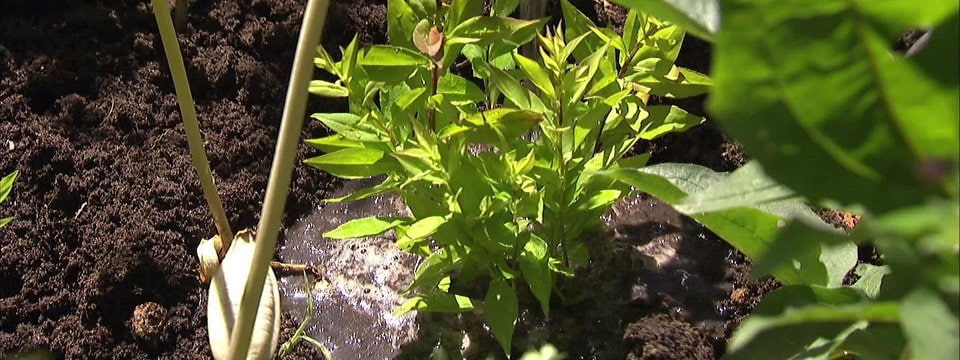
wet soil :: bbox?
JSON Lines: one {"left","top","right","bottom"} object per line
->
{"left": 1, "top": 1, "right": 764, "bottom": 359}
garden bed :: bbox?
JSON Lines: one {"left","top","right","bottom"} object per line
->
{"left": 2, "top": 1, "right": 772, "bottom": 359}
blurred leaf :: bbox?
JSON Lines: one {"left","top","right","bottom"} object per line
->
{"left": 726, "top": 285, "right": 897, "bottom": 360}
{"left": 491, "top": 0, "right": 520, "bottom": 16}
{"left": 851, "top": 264, "right": 890, "bottom": 299}
{"left": 708, "top": 0, "right": 959, "bottom": 213}
{"left": 901, "top": 287, "right": 960, "bottom": 360}
{"left": 611, "top": 0, "right": 719, "bottom": 41}
{"left": 324, "top": 217, "right": 406, "bottom": 239}
{"left": 753, "top": 221, "right": 857, "bottom": 287}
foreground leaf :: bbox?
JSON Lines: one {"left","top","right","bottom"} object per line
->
{"left": 708, "top": 0, "right": 959, "bottom": 212}
{"left": 611, "top": 0, "right": 719, "bottom": 41}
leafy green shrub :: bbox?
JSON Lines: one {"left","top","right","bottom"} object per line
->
{"left": 608, "top": 1, "right": 959, "bottom": 359}
{"left": 0, "top": 170, "right": 17, "bottom": 228}
{"left": 305, "top": 0, "right": 709, "bottom": 353}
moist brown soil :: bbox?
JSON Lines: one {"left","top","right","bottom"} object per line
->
{"left": 2, "top": 1, "right": 766, "bottom": 359}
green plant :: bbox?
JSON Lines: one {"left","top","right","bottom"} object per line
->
{"left": 305, "top": 0, "right": 709, "bottom": 354}
{"left": 606, "top": 0, "right": 959, "bottom": 359}
{"left": 0, "top": 170, "right": 17, "bottom": 228}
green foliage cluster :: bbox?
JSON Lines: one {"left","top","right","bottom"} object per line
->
{"left": 305, "top": 0, "right": 709, "bottom": 354}
{"left": 608, "top": 0, "right": 959, "bottom": 359}
{"left": 0, "top": 171, "right": 17, "bottom": 228}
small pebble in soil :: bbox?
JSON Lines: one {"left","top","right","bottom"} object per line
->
{"left": 131, "top": 302, "right": 167, "bottom": 348}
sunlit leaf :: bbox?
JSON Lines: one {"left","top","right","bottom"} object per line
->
{"left": 323, "top": 217, "right": 407, "bottom": 239}
{"left": 305, "top": 148, "right": 401, "bottom": 179}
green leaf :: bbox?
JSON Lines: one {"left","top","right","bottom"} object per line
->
{"left": 438, "top": 108, "right": 543, "bottom": 145}
{"left": 310, "top": 113, "right": 382, "bottom": 142}
{"left": 304, "top": 148, "right": 401, "bottom": 179}
{"left": 559, "top": 0, "right": 604, "bottom": 58}
{"left": 487, "top": 65, "right": 532, "bottom": 109}
{"left": 396, "top": 293, "right": 477, "bottom": 315}
{"left": 307, "top": 80, "right": 349, "bottom": 97}
{"left": 707, "top": 0, "right": 958, "bottom": 212}
{"left": 674, "top": 161, "right": 798, "bottom": 214}
{"left": 491, "top": 0, "right": 520, "bottom": 16}
{"left": 637, "top": 105, "right": 705, "bottom": 140}
{"left": 628, "top": 60, "right": 712, "bottom": 98}
{"left": 753, "top": 221, "right": 857, "bottom": 287}
{"left": 404, "top": 215, "right": 447, "bottom": 241}
{"left": 445, "top": 0, "right": 484, "bottom": 31}
{"left": 851, "top": 264, "right": 890, "bottom": 299}
{"left": 0, "top": 170, "right": 17, "bottom": 204}
{"left": 0, "top": 217, "right": 11, "bottom": 228}
{"left": 610, "top": 0, "right": 719, "bottom": 41}
{"left": 359, "top": 45, "right": 430, "bottom": 82}
{"left": 901, "top": 287, "right": 960, "bottom": 360}
{"left": 519, "top": 234, "right": 552, "bottom": 316}
{"left": 484, "top": 277, "right": 518, "bottom": 355}
{"left": 304, "top": 135, "right": 366, "bottom": 153}
{"left": 326, "top": 177, "right": 399, "bottom": 203}
{"left": 323, "top": 217, "right": 406, "bottom": 239}
{"left": 514, "top": 53, "right": 556, "bottom": 100}
{"left": 726, "top": 285, "right": 896, "bottom": 360}
{"left": 387, "top": 0, "right": 418, "bottom": 49}
{"left": 447, "top": 16, "right": 546, "bottom": 56}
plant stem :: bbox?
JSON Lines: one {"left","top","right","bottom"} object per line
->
{"left": 151, "top": 0, "right": 233, "bottom": 250}
{"left": 225, "top": 1, "right": 330, "bottom": 359}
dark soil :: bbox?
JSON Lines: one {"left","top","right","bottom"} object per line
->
{"left": 1, "top": 1, "right": 765, "bottom": 359}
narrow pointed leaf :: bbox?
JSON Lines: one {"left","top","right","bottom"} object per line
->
{"left": 323, "top": 217, "right": 406, "bottom": 239}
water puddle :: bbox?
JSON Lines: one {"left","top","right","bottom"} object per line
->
{"left": 278, "top": 181, "right": 735, "bottom": 358}
{"left": 278, "top": 177, "right": 418, "bottom": 359}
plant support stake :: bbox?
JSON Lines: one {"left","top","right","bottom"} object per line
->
{"left": 226, "top": 0, "right": 330, "bottom": 359}
{"left": 151, "top": 0, "right": 233, "bottom": 247}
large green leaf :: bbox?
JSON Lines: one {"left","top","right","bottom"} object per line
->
{"left": 708, "top": 0, "right": 959, "bottom": 213}
{"left": 726, "top": 285, "right": 899, "bottom": 360}
{"left": 601, "top": 163, "right": 857, "bottom": 285}
{"left": 674, "top": 161, "right": 797, "bottom": 214}
{"left": 304, "top": 148, "right": 401, "bottom": 179}
{"left": 484, "top": 277, "right": 518, "bottom": 355}
{"left": 901, "top": 287, "right": 960, "bottom": 360}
